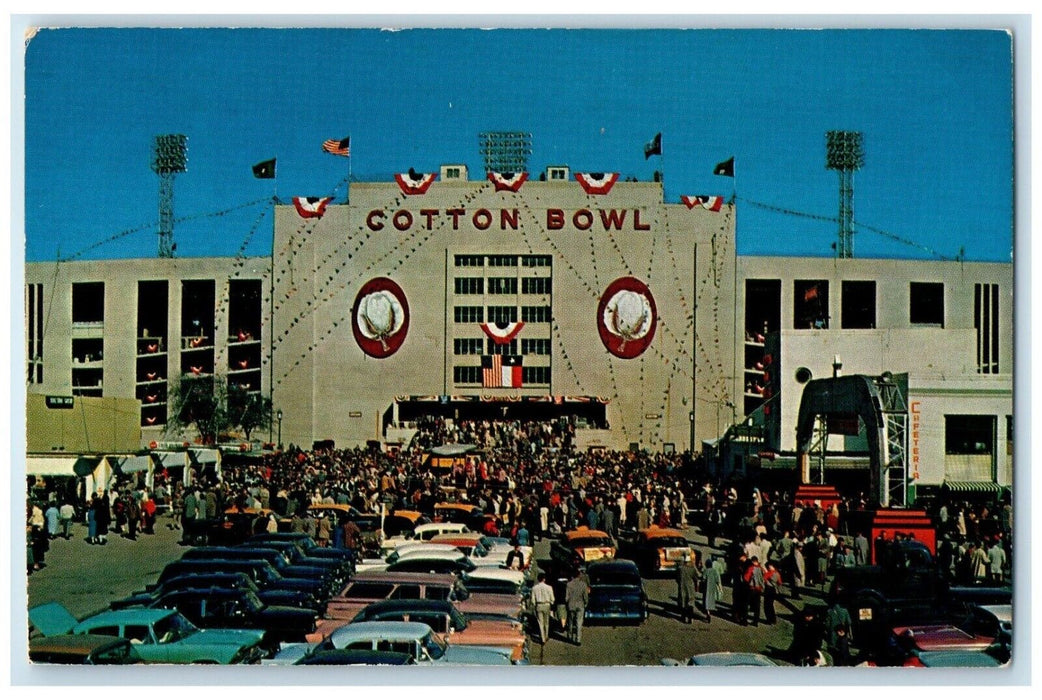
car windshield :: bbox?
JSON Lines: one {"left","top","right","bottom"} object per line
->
{"left": 421, "top": 631, "right": 447, "bottom": 661}
{"left": 590, "top": 568, "right": 641, "bottom": 586}
{"left": 153, "top": 612, "right": 198, "bottom": 643}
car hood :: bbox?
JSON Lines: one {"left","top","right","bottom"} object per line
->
{"left": 893, "top": 625, "right": 993, "bottom": 652}
{"left": 190, "top": 627, "right": 266, "bottom": 647}
{"left": 440, "top": 644, "right": 513, "bottom": 665}
{"left": 29, "top": 602, "right": 79, "bottom": 637}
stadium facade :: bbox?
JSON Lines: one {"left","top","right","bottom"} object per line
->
{"left": 24, "top": 162, "right": 1013, "bottom": 495}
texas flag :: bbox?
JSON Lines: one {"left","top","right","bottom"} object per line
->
{"left": 482, "top": 355, "right": 523, "bottom": 388}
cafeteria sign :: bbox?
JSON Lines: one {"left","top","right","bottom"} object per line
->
{"left": 46, "top": 395, "right": 74, "bottom": 409}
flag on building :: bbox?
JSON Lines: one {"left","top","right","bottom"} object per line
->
{"left": 644, "top": 132, "right": 662, "bottom": 159}
{"left": 322, "top": 137, "right": 351, "bottom": 157}
{"left": 713, "top": 156, "right": 735, "bottom": 177}
{"left": 252, "top": 158, "right": 276, "bottom": 179}
{"left": 292, "top": 196, "right": 334, "bottom": 219}
{"left": 575, "top": 172, "right": 620, "bottom": 195}
{"left": 681, "top": 195, "right": 724, "bottom": 211}
{"left": 479, "top": 320, "right": 525, "bottom": 345}
{"left": 482, "top": 354, "right": 523, "bottom": 388}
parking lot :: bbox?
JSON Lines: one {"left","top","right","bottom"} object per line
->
{"left": 26, "top": 511, "right": 825, "bottom": 667}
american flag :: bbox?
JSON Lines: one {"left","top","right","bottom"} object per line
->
{"left": 322, "top": 136, "right": 351, "bottom": 157}
{"left": 482, "top": 355, "right": 523, "bottom": 389}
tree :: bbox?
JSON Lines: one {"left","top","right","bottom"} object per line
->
{"left": 167, "top": 375, "right": 229, "bottom": 445}
{"left": 228, "top": 384, "right": 272, "bottom": 441}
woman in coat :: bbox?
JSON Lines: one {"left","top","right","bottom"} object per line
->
{"left": 676, "top": 559, "right": 698, "bottom": 623}
{"left": 702, "top": 556, "right": 724, "bottom": 623}
{"left": 93, "top": 491, "right": 111, "bottom": 545}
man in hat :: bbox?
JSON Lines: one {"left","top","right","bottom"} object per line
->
{"left": 791, "top": 540, "right": 806, "bottom": 600}
{"left": 565, "top": 567, "right": 590, "bottom": 645}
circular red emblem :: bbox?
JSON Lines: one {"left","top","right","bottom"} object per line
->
{"left": 596, "top": 277, "right": 657, "bottom": 359}
{"left": 351, "top": 277, "right": 410, "bottom": 358}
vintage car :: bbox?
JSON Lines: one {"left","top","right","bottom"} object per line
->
{"left": 460, "top": 568, "right": 529, "bottom": 597}
{"left": 347, "top": 599, "right": 528, "bottom": 662}
{"left": 29, "top": 603, "right": 267, "bottom": 665}
{"left": 270, "top": 621, "right": 519, "bottom": 666}
{"left": 293, "top": 649, "right": 416, "bottom": 665}
{"left": 381, "top": 509, "right": 432, "bottom": 539}
{"left": 305, "top": 504, "right": 383, "bottom": 557}
{"left": 662, "top": 652, "right": 784, "bottom": 666}
{"left": 890, "top": 604, "right": 1012, "bottom": 664}
{"left": 584, "top": 559, "right": 648, "bottom": 624}
{"left": 115, "top": 572, "right": 320, "bottom": 613}
{"left": 146, "top": 587, "right": 319, "bottom": 645}
{"left": 550, "top": 527, "right": 617, "bottom": 572}
{"left": 356, "top": 543, "right": 464, "bottom": 573}
{"left": 245, "top": 532, "right": 355, "bottom": 565}
{"left": 315, "top": 571, "right": 524, "bottom": 635}
{"left": 380, "top": 521, "right": 471, "bottom": 554}
{"left": 384, "top": 550, "right": 481, "bottom": 576}
{"left": 481, "top": 536, "right": 535, "bottom": 568}
{"left": 155, "top": 558, "right": 330, "bottom": 607}
{"left": 237, "top": 538, "right": 354, "bottom": 577}
{"left": 433, "top": 502, "right": 483, "bottom": 524}
{"left": 904, "top": 650, "right": 1005, "bottom": 667}
{"left": 29, "top": 634, "right": 139, "bottom": 665}
{"left": 180, "top": 546, "right": 342, "bottom": 593}
{"left": 624, "top": 526, "right": 697, "bottom": 575}
{"left": 181, "top": 507, "right": 273, "bottom": 547}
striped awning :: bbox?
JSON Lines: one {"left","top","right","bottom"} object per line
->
{"left": 942, "top": 480, "right": 1003, "bottom": 494}
{"left": 109, "top": 455, "right": 152, "bottom": 475}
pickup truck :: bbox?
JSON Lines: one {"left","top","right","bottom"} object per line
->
{"left": 829, "top": 540, "right": 1011, "bottom": 647}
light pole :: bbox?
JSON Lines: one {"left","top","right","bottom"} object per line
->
{"left": 276, "top": 409, "right": 283, "bottom": 450}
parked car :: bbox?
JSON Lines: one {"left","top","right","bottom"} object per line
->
{"left": 155, "top": 558, "right": 330, "bottom": 607}
{"left": 181, "top": 507, "right": 272, "bottom": 547}
{"left": 384, "top": 550, "right": 481, "bottom": 576}
{"left": 246, "top": 533, "right": 355, "bottom": 565}
{"left": 380, "top": 521, "right": 470, "bottom": 555}
{"left": 29, "top": 603, "right": 267, "bottom": 665}
{"left": 550, "top": 527, "right": 616, "bottom": 573}
{"left": 622, "top": 526, "right": 697, "bottom": 575}
{"left": 662, "top": 652, "right": 784, "bottom": 666}
{"left": 180, "top": 546, "right": 341, "bottom": 593}
{"left": 146, "top": 587, "right": 319, "bottom": 645}
{"left": 433, "top": 502, "right": 482, "bottom": 524}
{"left": 584, "top": 559, "right": 648, "bottom": 624}
{"left": 348, "top": 599, "right": 528, "bottom": 662}
{"left": 268, "top": 621, "right": 518, "bottom": 666}
{"left": 460, "top": 568, "right": 529, "bottom": 597}
{"left": 293, "top": 649, "right": 416, "bottom": 666}
{"left": 381, "top": 509, "right": 431, "bottom": 539}
{"left": 114, "top": 572, "right": 320, "bottom": 613}
{"left": 306, "top": 504, "right": 383, "bottom": 557}
{"left": 890, "top": 604, "right": 1012, "bottom": 664}
{"left": 356, "top": 543, "right": 464, "bottom": 573}
{"left": 29, "top": 634, "right": 139, "bottom": 665}
{"left": 234, "top": 540, "right": 352, "bottom": 584}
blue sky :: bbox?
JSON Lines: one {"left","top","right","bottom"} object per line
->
{"left": 23, "top": 27, "right": 1013, "bottom": 263}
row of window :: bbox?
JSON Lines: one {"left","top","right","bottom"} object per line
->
{"left": 452, "top": 338, "right": 552, "bottom": 356}
{"left": 453, "top": 365, "right": 551, "bottom": 384}
{"left": 454, "top": 254, "right": 552, "bottom": 268}
{"left": 452, "top": 306, "right": 552, "bottom": 324}
{"left": 453, "top": 277, "right": 552, "bottom": 295}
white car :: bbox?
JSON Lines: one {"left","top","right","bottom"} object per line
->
{"left": 380, "top": 522, "right": 470, "bottom": 555}
{"left": 355, "top": 543, "right": 463, "bottom": 573}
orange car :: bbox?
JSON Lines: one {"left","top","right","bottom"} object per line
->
{"left": 550, "top": 526, "right": 616, "bottom": 571}
{"left": 629, "top": 526, "right": 697, "bottom": 574}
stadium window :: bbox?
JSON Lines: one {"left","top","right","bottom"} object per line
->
{"left": 521, "top": 306, "right": 552, "bottom": 323}
{"left": 793, "top": 280, "right": 828, "bottom": 329}
{"left": 521, "top": 255, "right": 552, "bottom": 267}
{"left": 487, "top": 255, "right": 518, "bottom": 267}
{"left": 841, "top": 280, "right": 876, "bottom": 329}
{"left": 944, "top": 415, "right": 995, "bottom": 456}
{"left": 974, "top": 283, "right": 999, "bottom": 374}
{"left": 453, "top": 365, "right": 482, "bottom": 384}
{"left": 522, "top": 366, "right": 551, "bottom": 385}
{"left": 454, "top": 277, "right": 484, "bottom": 295}
{"left": 72, "top": 282, "right": 105, "bottom": 324}
{"left": 454, "top": 255, "right": 484, "bottom": 268}
{"left": 487, "top": 277, "right": 518, "bottom": 295}
{"left": 522, "top": 338, "right": 551, "bottom": 355}
{"left": 454, "top": 306, "right": 484, "bottom": 323}
{"left": 522, "top": 277, "right": 552, "bottom": 295}
{"left": 487, "top": 339, "right": 519, "bottom": 355}
{"left": 453, "top": 338, "right": 484, "bottom": 355}
{"left": 487, "top": 306, "right": 518, "bottom": 324}
{"left": 910, "top": 282, "right": 944, "bottom": 327}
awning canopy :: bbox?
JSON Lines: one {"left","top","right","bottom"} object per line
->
{"left": 188, "top": 448, "right": 220, "bottom": 465}
{"left": 26, "top": 455, "right": 102, "bottom": 477}
{"left": 109, "top": 455, "right": 152, "bottom": 475}
{"left": 942, "top": 480, "right": 1003, "bottom": 494}
{"left": 153, "top": 451, "right": 187, "bottom": 468}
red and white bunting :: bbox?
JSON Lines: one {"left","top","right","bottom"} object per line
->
{"left": 487, "top": 171, "right": 529, "bottom": 192}
{"left": 479, "top": 320, "right": 525, "bottom": 345}
{"left": 394, "top": 172, "right": 437, "bottom": 195}
{"left": 575, "top": 172, "right": 620, "bottom": 195}
{"left": 681, "top": 195, "right": 725, "bottom": 212}
{"left": 292, "top": 196, "right": 334, "bottom": 219}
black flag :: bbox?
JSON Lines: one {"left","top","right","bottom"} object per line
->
{"left": 252, "top": 158, "right": 276, "bottom": 179}
{"left": 644, "top": 132, "right": 662, "bottom": 159}
{"left": 713, "top": 156, "right": 735, "bottom": 177}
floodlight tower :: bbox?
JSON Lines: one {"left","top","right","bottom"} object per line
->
{"left": 825, "top": 130, "right": 864, "bottom": 259}
{"left": 479, "top": 131, "right": 532, "bottom": 173}
{"left": 151, "top": 134, "right": 188, "bottom": 258}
